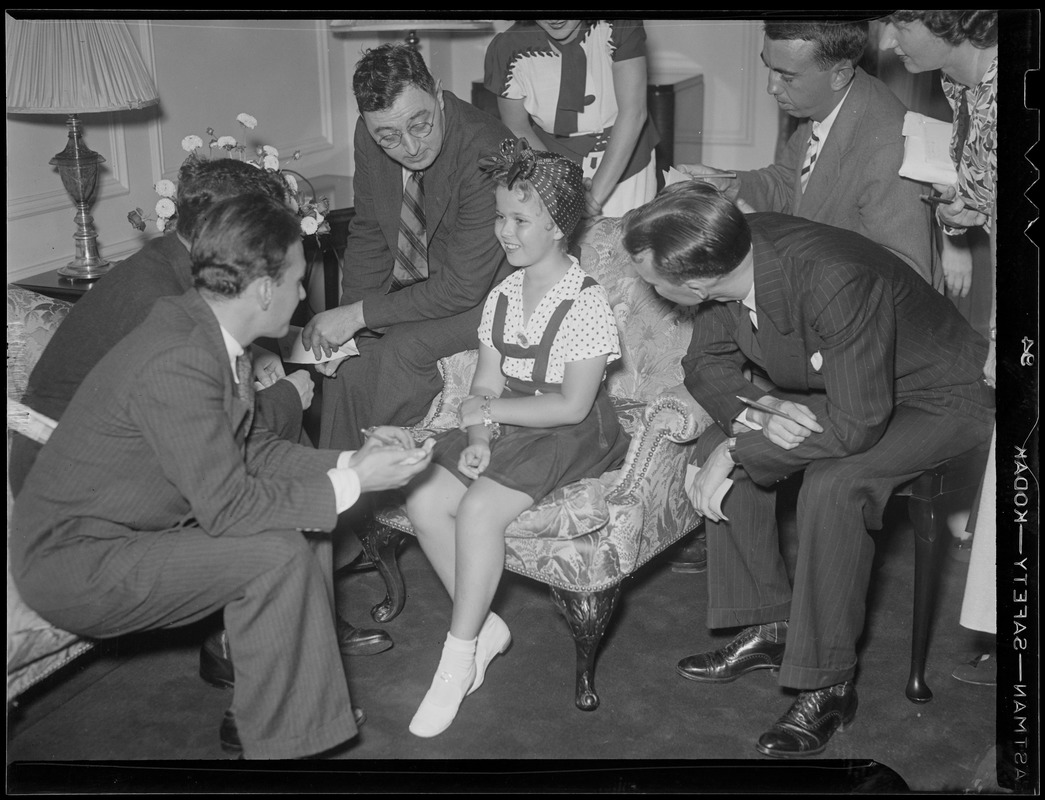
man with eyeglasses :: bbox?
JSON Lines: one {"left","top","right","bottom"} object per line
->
{"left": 301, "top": 43, "right": 513, "bottom": 568}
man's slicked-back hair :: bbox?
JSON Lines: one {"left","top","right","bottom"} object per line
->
{"left": 176, "top": 158, "right": 287, "bottom": 243}
{"left": 763, "top": 20, "right": 869, "bottom": 69}
{"left": 191, "top": 194, "right": 301, "bottom": 298}
{"left": 888, "top": 10, "right": 998, "bottom": 49}
{"left": 353, "top": 43, "right": 437, "bottom": 114}
{"left": 622, "top": 182, "right": 752, "bottom": 282}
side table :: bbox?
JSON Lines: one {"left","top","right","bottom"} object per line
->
{"left": 12, "top": 268, "right": 97, "bottom": 303}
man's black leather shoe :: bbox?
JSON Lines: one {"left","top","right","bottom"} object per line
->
{"left": 676, "top": 623, "right": 786, "bottom": 683}
{"left": 337, "top": 618, "right": 393, "bottom": 657}
{"left": 221, "top": 707, "right": 367, "bottom": 757}
{"left": 669, "top": 531, "right": 707, "bottom": 574}
{"left": 220, "top": 709, "right": 242, "bottom": 755}
{"left": 200, "top": 629, "right": 234, "bottom": 690}
{"left": 203, "top": 617, "right": 393, "bottom": 690}
{"left": 755, "top": 682, "right": 857, "bottom": 758}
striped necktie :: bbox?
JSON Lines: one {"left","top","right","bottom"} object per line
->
{"left": 800, "top": 129, "right": 821, "bottom": 192}
{"left": 737, "top": 304, "right": 763, "bottom": 367}
{"left": 234, "top": 351, "right": 255, "bottom": 432}
{"left": 389, "top": 170, "right": 428, "bottom": 292}
{"left": 235, "top": 352, "right": 254, "bottom": 402}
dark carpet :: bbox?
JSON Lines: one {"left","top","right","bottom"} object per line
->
{"left": 7, "top": 497, "right": 1001, "bottom": 794}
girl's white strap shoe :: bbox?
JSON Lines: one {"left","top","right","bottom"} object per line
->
{"left": 409, "top": 632, "right": 477, "bottom": 738}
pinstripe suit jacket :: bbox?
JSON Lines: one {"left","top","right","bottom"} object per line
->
{"left": 10, "top": 291, "right": 341, "bottom": 609}
{"left": 683, "top": 213, "right": 990, "bottom": 488}
{"left": 735, "top": 68, "right": 935, "bottom": 286}
{"left": 342, "top": 91, "right": 513, "bottom": 329}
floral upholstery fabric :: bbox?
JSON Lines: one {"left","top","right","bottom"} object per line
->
{"left": 7, "top": 285, "right": 91, "bottom": 701}
{"left": 376, "top": 219, "right": 714, "bottom": 593}
{"left": 7, "top": 286, "right": 72, "bottom": 401}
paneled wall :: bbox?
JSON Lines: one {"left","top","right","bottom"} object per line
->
{"left": 7, "top": 17, "right": 780, "bottom": 282}
{"left": 445, "top": 19, "right": 781, "bottom": 173}
{"left": 6, "top": 18, "right": 377, "bottom": 281}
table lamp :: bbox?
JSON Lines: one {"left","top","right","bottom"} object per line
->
{"left": 329, "top": 19, "right": 492, "bottom": 50}
{"left": 6, "top": 18, "right": 160, "bottom": 279}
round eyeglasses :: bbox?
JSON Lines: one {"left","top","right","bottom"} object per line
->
{"left": 376, "top": 121, "right": 435, "bottom": 150}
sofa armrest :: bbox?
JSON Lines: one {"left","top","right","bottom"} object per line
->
{"left": 417, "top": 350, "right": 478, "bottom": 431}
{"left": 647, "top": 383, "right": 714, "bottom": 445}
{"left": 596, "top": 385, "right": 712, "bottom": 571}
{"left": 609, "top": 391, "right": 708, "bottom": 505}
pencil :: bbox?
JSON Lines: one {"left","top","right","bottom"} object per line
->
{"left": 735, "top": 395, "right": 800, "bottom": 423}
{"left": 919, "top": 194, "right": 987, "bottom": 215}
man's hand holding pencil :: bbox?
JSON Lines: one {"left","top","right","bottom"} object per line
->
{"left": 736, "top": 395, "right": 823, "bottom": 451}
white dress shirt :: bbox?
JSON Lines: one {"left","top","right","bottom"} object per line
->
{"left": 219, "top": 325, "right": 361, "bottom": 514}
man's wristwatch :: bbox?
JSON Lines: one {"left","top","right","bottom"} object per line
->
{"left": 726, "top": 436, "right": 739, "bottom": 464}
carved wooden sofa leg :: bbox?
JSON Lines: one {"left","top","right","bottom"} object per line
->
{"left": 550, "top": 584, "right": 622, "bottom": 712}
{"left": 360, "top": 517, "right": 410, "bottom": 623}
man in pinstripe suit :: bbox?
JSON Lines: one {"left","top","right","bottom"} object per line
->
{"left": 622, "top": 182, "right": 993, "bottom": 758}
{"left": 10, "top": 195, "right": 433, "bottom": 759}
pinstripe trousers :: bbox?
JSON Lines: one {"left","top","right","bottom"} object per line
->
{"left": 28, "top": 528, "right": 357, "bottom": 759}
{"left": 695, "top": 385, "right": 994, "bottom": 690}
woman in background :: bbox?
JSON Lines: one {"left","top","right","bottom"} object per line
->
{"left": 484, "top": 19, "right": 658, "bottom": 220}
{"left": 879, "top": 8, "right": 998, "bottom": 689}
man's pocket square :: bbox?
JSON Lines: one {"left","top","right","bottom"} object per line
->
{"left": 810, "top": 351, "right": 823, "bottom": 371}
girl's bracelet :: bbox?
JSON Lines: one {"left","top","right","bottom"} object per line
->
{"left": 481, "top": 395, "right": 502, "bottom": 438}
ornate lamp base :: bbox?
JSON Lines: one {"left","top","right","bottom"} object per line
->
{"left": 52, "top": 114, "right": 111, "bottom": 280}
{"left": 56, "top": 204, "right": 111, "bottom": 279}
{"left": 57, "top": 261, "right": 111, "bottom": 280}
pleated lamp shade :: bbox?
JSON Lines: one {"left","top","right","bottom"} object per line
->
{"left": 7, "top": 17, "right": 159, "bottom": 279}
{"left": 6, "top": 18, "right": 159, "bottom": 114}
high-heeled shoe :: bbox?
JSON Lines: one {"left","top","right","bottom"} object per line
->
{"left": 409, "top": 634, "right": 477, "bottom": 738}
{"left": 468, "top": 613, "right": 512, "bottom": 696}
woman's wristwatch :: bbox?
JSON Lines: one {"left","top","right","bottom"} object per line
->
{"left": 726, "top": 436, "right": 739, "bottom": 465}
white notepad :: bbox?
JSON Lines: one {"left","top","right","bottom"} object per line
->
{"left": 278, "top": 324, "right": 359, "bottom": 364}
{"left": 899, "top": 111, "right": 958, "bottom": 186}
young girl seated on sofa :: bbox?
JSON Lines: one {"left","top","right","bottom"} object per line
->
{"left": 404, "top": 139, "right": 630, "bottom": 737}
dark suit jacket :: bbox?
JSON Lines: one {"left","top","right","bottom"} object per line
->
{"left": 10, "top": 235, "right": 301, "bottom": 495}
{"left": 736, "top": 68, "right": 935, "bottom": 286}
{"left": 683, "top": 213, "right": 990, "bottom": 488}
{"left": 10, "top": 291, "right": 339, "bottom": 611}
{"left": 343, "top": 91, "right": 513, "bottom": 328}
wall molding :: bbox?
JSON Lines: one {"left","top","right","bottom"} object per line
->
{"left": 152, "top": 21, "right": 335, "bottom": 179}
{"left": 6, "top": 117, "right": 131, "bottom": 221}
{"left": 701, "top": 24, "right": 759, "bottom": 147}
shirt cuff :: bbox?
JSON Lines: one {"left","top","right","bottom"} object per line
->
{"left": 328, "top": 450, "right": 361, "bottom": 514}
{"left": 736, "top": 408, "right": 763, "bottom": 431}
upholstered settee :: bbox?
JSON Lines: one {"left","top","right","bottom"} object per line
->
{"left": 362, "top": 217, "right": 715, "bottom": 711}
{"left": 7, "top": 285, "right": 93, "bottom": 702}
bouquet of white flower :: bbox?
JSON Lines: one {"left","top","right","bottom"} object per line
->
{"left": 128, "top": 113, "right": 330, "bottom": 239}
